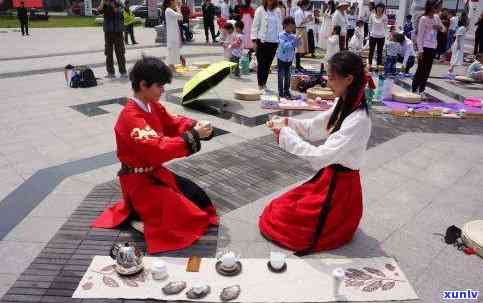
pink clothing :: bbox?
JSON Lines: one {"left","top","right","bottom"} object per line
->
{"left": 416, "top": 15, "right": 442, "bottom": 53}
{"left": 242, "top": 13, "right": 253, "bottom": 49}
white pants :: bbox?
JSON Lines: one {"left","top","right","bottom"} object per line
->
{"left": 167, "top": 47, "right": 180, "bottom": 65}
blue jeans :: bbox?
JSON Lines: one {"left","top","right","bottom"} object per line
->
{"left": 384, "top": 56, "right": 397, "bottom": 76}
{"left": 277, "top": 59, "right": 292, "bottom": 97}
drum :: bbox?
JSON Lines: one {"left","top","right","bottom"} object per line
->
{"left": 392, "top": 91, "right": 422, "bottom": 104}
{"left": 296, "top": 27, "right": 309, "bottom": 54}
{"left": 306, "top": 86, "right": 335, "bottom": 100}
{"left": 234, "top": 88, "right": 263, "bottom": 101}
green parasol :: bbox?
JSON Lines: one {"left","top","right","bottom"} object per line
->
{"left": 181, "top": 61, "right": 237, "bottom": 105}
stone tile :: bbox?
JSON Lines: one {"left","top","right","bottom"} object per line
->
{"left": 218, "top": 217, "right": 265, "bottom": 243}
{"left": 28, "top": 193, "right": 86, "bottom": 218}
{"left": 0, "top": 274, "right": 17, "bottom": 298}
{"left": 0, "top": 241, "right": 46, "bottom": 275}
{"left": 3, "top": 216, "right": 67, "bottom": 243}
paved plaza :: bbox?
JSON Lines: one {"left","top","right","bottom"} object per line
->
{"left": 0, "top": 26, "right": 482, "bottom": 303}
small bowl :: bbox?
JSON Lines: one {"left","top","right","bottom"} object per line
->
{"left": 267, "top": 261, "right": 287, "bottom": 273}
{"left": 216, "top": 261, "right": 242, "bottom": 276}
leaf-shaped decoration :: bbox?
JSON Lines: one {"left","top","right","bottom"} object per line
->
{"left": 120, "top": 277, "right": 138, "bottom": 288}
{"left": 102, "top": 275, "right": 119, "bottom": 288}
{"left": 362, "top": 280, "right": 383, "bottom": 292}
{"left": 345, "top": 269, "right": 372, "bottom": 280}
{"left": 135, "top": 269, "right": 149, "bottom": 283}
{"left": 385, "top": 263, "right": 396, "bottom": 271}
{"left": 363, "top": 267, "right": 386, "bottom": 277}
{"left": 382, "top": 281, "right": 396, "bottom": 291}
{"left": 344, "top": 279, "right": 365, "bottom": 287}
{"left": 82, "top": 282, "right": 93, "bottom": 290}
{"left": 101, "top": 264, "right": 115, "bottom": 272}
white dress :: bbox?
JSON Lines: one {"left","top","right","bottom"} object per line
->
{"left": 165, "top": 7, "right": 183, "bottom": 65}
{"left": 325, "top": 34, "right": 339, "bottom": 62}
{"left": 318, "top": 10, "right": 333, "bottom": 50}
{"left": 450, "top": 26, "right": 466, "bottom": 66}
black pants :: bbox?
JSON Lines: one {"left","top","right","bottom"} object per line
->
{"left": 475, "top": 31, "right": 482, "bottom": 55}
{"left": 307, "top": 29, "right": 315, "bottom": 54}
{"left": 230, "top": 56, "right": 240, "bottom": 76}
{"left": 363, "top": 22, "right": 369, "bottom": 38}
{"left": 277, "top": 59, "right": 292, "bottom": 97}
{"left": 20, "top": 19, "right": 28, "bottom": 35}
{"left": 397, "top": 54, "right": 415, "bottom": 73}
{"left": 174, "top": 174, "right": 212, "bottom": 210}
{"left": 295, "top": 53, "right": 303, "bottom": 69}
{"left": 256, "top": 41, "right": 278, "bottom": 87}
{"left": 346, "top": 28, "right": 355, "bottom": 49}
{"left": 204, "top": 21, "right": 216, "bottom": 43}
{"left": 412, "top": 47, "right": 435, "bottom": 93}
{"left": 105, "top": 32, "right": 126, "bottom": 75}
{"left": 124, "top": 24, "right": 136, "bottom": 44}
{"left": 369, "top": 36, "right": 385, "bottom": 66}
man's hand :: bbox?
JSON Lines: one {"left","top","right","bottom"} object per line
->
{"left": 194, "top": 123, "right": 213, "bottom": 139}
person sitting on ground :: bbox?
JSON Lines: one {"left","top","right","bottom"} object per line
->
{"left": 260, "top": 51, "right": 374, "bottom": 255}
{"left": 466, "top": 52, "right": 483, "bottom": 82}
{"left": 92, "top": 56, "right": 218, "bottom": 254}
{"left": 397, "top": 33, "right": 416, "bottom": 76}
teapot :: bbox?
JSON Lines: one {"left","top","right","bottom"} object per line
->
{"left": 109, "top": 242, "right": 144, "bottom": 275}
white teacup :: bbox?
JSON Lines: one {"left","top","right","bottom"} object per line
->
{"left": 152, "top": 260, "right": 168, "bottom": 281}
{"left": 220, "top": 251, "right": 237, "bottom": 269}
{"left": 271, "top": 116, "right": 285, "bottom": 129}
{"left": 199, "top": 120, "right": 211, "bottom": 129}
{"left": 270, "top": 252, "right": 286, "bottom": 270}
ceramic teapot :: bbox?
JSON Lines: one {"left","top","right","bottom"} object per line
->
{"left": 109, "top": 242, "right": 144, "bottom": 275}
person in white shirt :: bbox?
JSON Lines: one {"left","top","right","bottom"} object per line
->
{"left": 448, "top": 18, "right": 467, "bottom": 78}
{"left": 331, "top": 1, "right": 349, "bottom": 51}
{"left": 349, "top": 19, "right": 364, "bottom": 52}
{"left": 346, "top": 4, "right": 357, "bottom": 49}
{"left": 260, "top": 51, "right": 374, "bottom": 254}
{"left": 294, "top": 0, "right": 312, "bottom": 69}
{"left": 286, "top": 0, "right": 298, "bottom": 17}
{"left": 326, "top": 25, "right": 340, "bottom": 61}
{"left": 220, "top": 0, "right": 230, "bottom": 19}
{"left": 367, "top": 2, "right": 387, "bottom": 69}
{"left": 397, "top": 35, "right": 416, "bottom": 75}
{"left": 251, "top": 0, "right": 283, "bottom": 90}
{"left": 163, "top": 0, "right": 184, "bottom": 72}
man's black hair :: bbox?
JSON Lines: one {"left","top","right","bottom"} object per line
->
{"left": 235, "top": 20, "right": 244, "bottom": 30}
{"left": 283, "top": 16, "right": 296, "bottom": 28}
{"left": 129, "top": 56, "right": 172, "bottom": 92}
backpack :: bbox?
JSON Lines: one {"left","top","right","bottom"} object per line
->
{"left": 68, "top": 66, "right": 97, "bottom": 88}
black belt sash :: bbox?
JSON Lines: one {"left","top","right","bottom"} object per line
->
{"left": 295, "top": 164, "right": 353, "bottom": 257}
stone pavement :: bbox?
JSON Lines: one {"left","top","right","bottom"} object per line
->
{"left": 0, "top": 26, "right": 482, "bottom": 303}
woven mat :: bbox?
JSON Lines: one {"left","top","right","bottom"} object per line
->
{"left": 73, "top": 256, "right": 418, "bottom": 302}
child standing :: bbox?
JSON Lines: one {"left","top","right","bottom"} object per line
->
{"left": 276, "top": 16, "right": 300, "bottom": 98}
{"left": 326, "top": 25, "right": 341, "bottom": 62}
{"left": 447, "top": 18, "right": 467, "bottom": 78}
{"left": 229, "top": 21, "right": 245, "bottom": 77}
{"left": 222, "top": 23, "right": 235, "bottom": 59}
{"left": 384, "top": 32, "right": 403, "bottom": 76}
{"left": 349, "top": 20, "right": 364, "bottom": 52}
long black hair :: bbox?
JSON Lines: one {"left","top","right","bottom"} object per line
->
{"left": 424, "top": 0, "right": 441, "bottom": 16}
{"left": 326, "top": 51, "right": 368, "bottom": 133}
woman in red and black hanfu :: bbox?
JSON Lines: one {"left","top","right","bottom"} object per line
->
{"left": 260, "top": 51, "right": 374, "bottom": 255}
{"left": 92, "top": 56, "right": 217, "bottom": 254}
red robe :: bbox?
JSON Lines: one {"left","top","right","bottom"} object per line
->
{"left": 92, "top": 99, "right": 218, "bottom": 254}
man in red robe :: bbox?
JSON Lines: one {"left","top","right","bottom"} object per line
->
{"left": 92, "top": 56, "right": 218, "bottom": 254}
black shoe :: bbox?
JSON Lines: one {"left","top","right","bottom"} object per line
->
{"left": 133, "top": 42, "right": 138, "bottom": 44}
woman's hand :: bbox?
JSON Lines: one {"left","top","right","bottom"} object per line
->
{"left": 194, "top": 123, "right": 213, "bottom": 139}
{"left": 417, "top": 52, "right": 423, "bottom": 61}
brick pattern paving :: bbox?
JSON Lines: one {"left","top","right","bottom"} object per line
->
{"left": 2, "top": 115, "right": 483, "bottom": 302}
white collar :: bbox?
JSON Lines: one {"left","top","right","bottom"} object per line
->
{"left": 131, "top": 97, "right": 151, "bottom": 113}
